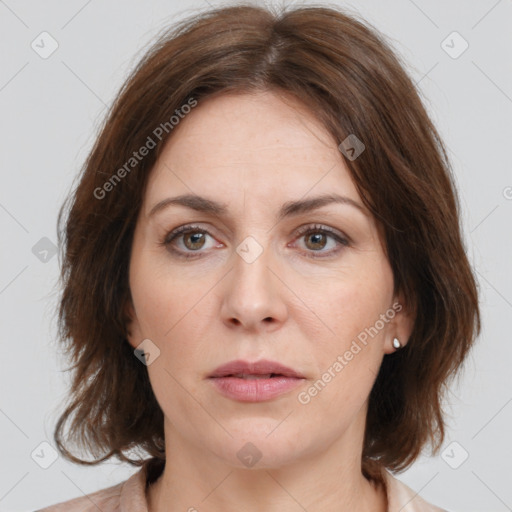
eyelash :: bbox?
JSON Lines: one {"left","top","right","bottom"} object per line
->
{"left": 159, "top": 223, "right": 350, "bottom": 260}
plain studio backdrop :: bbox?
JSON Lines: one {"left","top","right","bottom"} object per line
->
{"left": 0, "top": 0, "right": 511, "bottom": 511}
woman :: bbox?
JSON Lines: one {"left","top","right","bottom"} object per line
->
{"left": 38, "top": 3, "right": 480, "bottom": 511}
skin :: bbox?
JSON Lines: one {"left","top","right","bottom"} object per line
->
{"left": 125, "top": 89, "right": 414, "bottom": 512}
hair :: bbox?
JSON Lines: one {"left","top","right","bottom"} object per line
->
{"left": 52, "top": 2, "right": 481, "bottom": 484}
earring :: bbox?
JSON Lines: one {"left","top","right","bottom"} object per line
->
{"left": 392, "top": 337, "right": 401, "bottom": 349}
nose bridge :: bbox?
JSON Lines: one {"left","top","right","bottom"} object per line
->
{"left": 235, "top": 234, "right": 273, "bottom": 292}
{"left": 220, "top": 231, "right": 288, "bottom": 329}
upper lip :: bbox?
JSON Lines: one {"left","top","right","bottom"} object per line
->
{"left": 209, "top": 359, "right": 305, "bottom": 378}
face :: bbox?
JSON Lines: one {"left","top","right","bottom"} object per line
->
{"left": 125, "top": 90, "right": 413, "bottom": 469}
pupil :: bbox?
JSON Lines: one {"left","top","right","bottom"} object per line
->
{"left": 185, "top": 232, "right": 205, "bottom": 250}
{"left": 307, "top": 233, "right": 325, "bottom": 250}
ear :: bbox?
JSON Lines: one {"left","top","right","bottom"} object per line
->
{"left": 124, "top": 296, "right": 144, "bottom": 350}
{"left": 383, "top": 292, "right": 416, "bottom": 354}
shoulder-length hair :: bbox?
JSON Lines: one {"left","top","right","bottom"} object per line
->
{"left": 53, "top": 2, "right": 480, "bottom": 482}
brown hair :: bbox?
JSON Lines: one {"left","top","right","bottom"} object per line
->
{"left": 52, "top": 2, "right": 481, "bottom": 482}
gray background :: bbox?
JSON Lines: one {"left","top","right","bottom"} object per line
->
{"left": 0, "top": 0, "right": 511, "bottom": 510}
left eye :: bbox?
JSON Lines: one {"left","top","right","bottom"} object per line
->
{"left": 161, "top": 224, "right": 349, "bottom": 259}
{"left": 291, "top": 225, "right": 349, "bottom": 258}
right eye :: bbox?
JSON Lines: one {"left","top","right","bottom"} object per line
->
{"left": 160, "top": 224, "right": 222, "bottom": 259}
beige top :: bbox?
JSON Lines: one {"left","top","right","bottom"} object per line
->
{"left": 37, "top": 458, "right": 447, "bottom": 512}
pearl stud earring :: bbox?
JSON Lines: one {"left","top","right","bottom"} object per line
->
{"left": 392, "top": 337, "right": 401, "bottom": 349}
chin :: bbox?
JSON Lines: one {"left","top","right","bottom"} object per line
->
{"left": 204, "top": 422, "right": 312, "bottom": 470}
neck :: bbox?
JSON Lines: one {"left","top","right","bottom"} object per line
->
{"left": 146, "top": 422, "right": 387, "bottom": 512}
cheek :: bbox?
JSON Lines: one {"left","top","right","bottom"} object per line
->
{"left": 134, "top": 272, "right": 209, "bottom": 418}
{"left": 130, "top": 265, "right": 218, "bottom": 389}
{"left": 298, "top": 264, "right": 392, "bottom": 348}
{"left": 308, "top": 271, "right": 393, "bottom": 403}
{"left": 297, "top": 285, "right": 388, "bottom": 414}
{"left": 294, "top": 266, "right": 393, "bottom": 410}
{"left": 130, "top": 248, "right": 197, "bottom": 337}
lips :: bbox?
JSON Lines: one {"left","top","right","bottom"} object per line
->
{"left": 208, "top": 359, "right": 304, "bottom": 379}
{"left": 208, "top": 359, "right": 305, "bottom": 402}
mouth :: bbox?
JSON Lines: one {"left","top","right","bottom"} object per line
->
{"left": 208, "top": 359, "right": 305, "bottom": 379}
{"left": 222, "top": 373, "right": 286, "bottom": 379}
{"left": 208, "top": 359, "right": 305, "bottom": 402}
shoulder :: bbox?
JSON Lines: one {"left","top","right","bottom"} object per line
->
{"left": 36, "top": 479, "right": 125, "bottom": 512}
{"left": 36, "top": 463, "right": 150, "bottom": 512}
{"left": 383, "top": 470, "right": 449, "bottom": 512}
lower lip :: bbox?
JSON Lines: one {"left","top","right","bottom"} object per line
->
{"left": 209, "top": 376, "right": 304, "bottom": 402}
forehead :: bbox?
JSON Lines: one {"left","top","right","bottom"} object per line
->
{"left": 144, "top": 90, "right": 361, "bottom": 210}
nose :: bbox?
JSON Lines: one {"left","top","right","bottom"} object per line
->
{"left": 219, "top": 238, "right": 288, "bottom": 333}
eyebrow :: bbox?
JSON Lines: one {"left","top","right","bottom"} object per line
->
{"left": 148, "top": 193, "right": 368, "bottom": 221}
